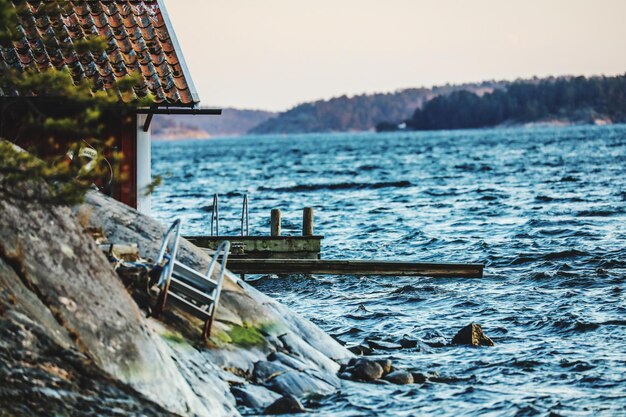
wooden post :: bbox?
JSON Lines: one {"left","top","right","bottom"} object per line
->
{"left": 303, "top": 207, "right": 314, "bottom": 236}
{"left": 271, "top": 209, "right": 281, "bottom": 236}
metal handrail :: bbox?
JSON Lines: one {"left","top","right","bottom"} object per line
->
{"left": 210, "top": 193, "right": 219, "bottom": 236}
{"left": 241, "top": 194, "right": 249, "bottom": 236}
{"left": 204, "top": 240, "right": 230, "bottom": 337}
{"left": 155, "top": 218, "right": 183, "bottom": 288}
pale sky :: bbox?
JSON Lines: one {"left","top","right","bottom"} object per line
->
{"left": 164, "top": 0, "right": 626, "bottom": 111}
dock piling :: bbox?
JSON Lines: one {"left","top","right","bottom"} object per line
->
{"left": 271, "top": 209, "right": 281, "bottom": 236}
{"left": 303, "top": 207, "right": 314, "bottom": 236}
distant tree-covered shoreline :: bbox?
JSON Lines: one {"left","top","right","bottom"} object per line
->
{"left": 249, "top": 82, "right": 505, "bottom": 134}
{"left": 378, "top": 75, "right": 626, "bottom": 132}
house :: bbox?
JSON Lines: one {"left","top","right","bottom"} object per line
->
{"left": 0, "top": 0, "right": 217, "bottom": 214}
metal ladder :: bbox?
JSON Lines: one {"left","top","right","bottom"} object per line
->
{"left": 153, "top": 219, "right": 230, "bottom": 341}
{"left": 210, "top": 193, "right": 250, "bottom": 237}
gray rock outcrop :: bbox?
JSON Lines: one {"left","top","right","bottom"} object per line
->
{"left": 0, "top": 188, "right": 352, "bottom": 416}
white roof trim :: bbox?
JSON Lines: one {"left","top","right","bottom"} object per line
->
{"left": 156, "top": 0, "right": 201, "bottom": 105}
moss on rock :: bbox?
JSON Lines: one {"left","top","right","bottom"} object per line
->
{"left": 227, "top": 322, "right": 268, "bottom": 348}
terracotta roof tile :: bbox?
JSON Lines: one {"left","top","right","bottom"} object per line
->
{"left": 1, "top": 0, "right": 199, "bottom": 105}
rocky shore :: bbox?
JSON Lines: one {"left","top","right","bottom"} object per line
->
{"left": 0, "top": 186, "right": 495, "bottom": 416}
{"left": 0, "top": 189, "right": 352, "bottom": 416}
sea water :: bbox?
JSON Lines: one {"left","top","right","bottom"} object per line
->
{"left": 152, "top": 125, "right": 626, "bottom": 416}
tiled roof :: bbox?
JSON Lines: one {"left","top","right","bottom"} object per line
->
{"left": 0, "top": 0, "right": 199, "bottom": 105}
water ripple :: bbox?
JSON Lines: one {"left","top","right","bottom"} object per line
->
{"left": 152, "top": 125, "right": 626, "bottom": 416}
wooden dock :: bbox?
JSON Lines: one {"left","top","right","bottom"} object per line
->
{"left": 188, "top": 205, "right": 485, "bottom": 278}
{"left": 226, "top": 259, "right": 484, "bottom": 278}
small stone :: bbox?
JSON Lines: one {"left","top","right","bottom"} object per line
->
{"left": 411, "top": 372, "right": 427, "bottom": 384}
{"left": 451, "top": 323, "right": 495, "bottom": 347}
{"left": 263, "top": 395, "right": 305, "bottom": 415}
{"left": 375, "top": 359, "right": 393, "bottom": 375}
{"left": 384, "top": 370, "right": 414, "bottom": 385}
{"left": 350, "top": 359, "right": 384, "bottom": 382}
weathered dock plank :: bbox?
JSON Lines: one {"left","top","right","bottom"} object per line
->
{"left": 226, "top": 259, "right": 484, "bottom": 278}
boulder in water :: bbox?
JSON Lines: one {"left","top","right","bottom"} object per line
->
{"left": 349, "top": 359, "right": 384, "bottom": 382}
{"left": 384, "top": 370, "right": 414, "bottom": 385}
{"left": 263, "top": 395, "right": 306, "bottom": 415}
{"left": 376, "top": 358, "right": 393, "bottom": 375}
{"left": 451, "top": 323, "right": 495, "bottom": 347}
{"left": 412, "top": 372, "right": 428, "bottom": 384}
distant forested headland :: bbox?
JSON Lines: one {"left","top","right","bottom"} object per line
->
{"left": 152, "top": 74, "right": 626, "bottom": 139}
{"left": 378, "top": 75, "right": 626, "bottom": 132}
{"left": 248, "top": 82, "right": 505, "bottom": 135}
